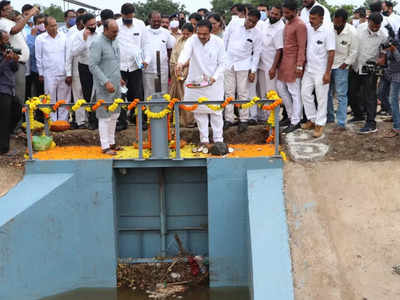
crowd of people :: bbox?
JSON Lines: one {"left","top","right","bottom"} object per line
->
{"left": 0, "top": 0, "right": 399, "bottom": 156}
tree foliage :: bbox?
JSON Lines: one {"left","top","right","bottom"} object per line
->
{"left": 42, "top": 4, "right": 64, "bottom": 22}
{"left": 134, "top": 0, "right": 188, "bottom": 22}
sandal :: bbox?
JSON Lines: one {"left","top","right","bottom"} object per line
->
{"left": 102, "top": 148, "right": 117, "bottom": 155}
{"left": 110, "top": 144, "right": 123, "bottom": 151}
{"left": 0, "top": 149, "right": 17, "bottom": 157}
{"left": 384, "top": 129, "right": 400, "bottom": 138}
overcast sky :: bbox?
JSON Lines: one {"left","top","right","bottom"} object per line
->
{"left": 10, "top": 0, "right": 376, "bottom": 16}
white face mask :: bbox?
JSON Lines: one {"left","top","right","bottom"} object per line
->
{"left": 37, "top": 23, "right": 45, "bottom": 32}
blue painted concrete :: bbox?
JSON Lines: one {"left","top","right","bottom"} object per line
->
{"left": 247, "top": 169, "right": 294, "bottom": 300}
{"left": 0, "top": 157, "right": 291, "bottom": 299}
{"left": 207, "top": 157, "right": 283, "bottom": 287}
{"left": 0, "top": 160, "right": 117, "bottom": 300}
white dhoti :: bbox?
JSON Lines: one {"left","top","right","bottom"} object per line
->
{"left": 183, "top": 79, "right": 224, "bottom": 144}
{"left": 277, "top": 78, "right": 302, "bottom": 126}
{"left": 98, "top": 112, "right": 120, "bottom": 150}
{"left": 224, "top": 68, "right": 250, "bottom": 123}
{"left": 44, "top": 75, "right": 71, "bottom": 122}
{"left": 143, "top": 71, "right": 168, "bottom": 99}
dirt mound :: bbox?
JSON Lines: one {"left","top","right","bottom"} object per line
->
{"left": 284, "top": 161, "right": 400, "bottom": 300}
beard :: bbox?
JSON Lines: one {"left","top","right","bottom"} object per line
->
{"left": 269, "top": 17, "right": 279, "bottom": 24}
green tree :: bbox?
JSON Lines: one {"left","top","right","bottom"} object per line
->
{"left": 42, "top": 4, "right": 64, "bottom": 22}
{"left": 134, "top": 0, "right": 188, "bottom": 22}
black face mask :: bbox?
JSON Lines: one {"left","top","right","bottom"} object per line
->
{"left": 383, "top": 11, "right": 390, "bottom": 16}
{"left": 269, "top": 17, "right": 279, "bottom": 24}
{"left": 122, "top": 18, "right": 133, "bottom": 25}
{"left": 334, "top": 25, "right": 345, "bottom": 32}
{"left": 88, "top": 26, "right": 96, "bottom": 33}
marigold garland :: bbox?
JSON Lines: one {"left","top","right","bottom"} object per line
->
{"left": 92, "top": 99, "right": 105, "bottom": 111}
{"left": 108, "top": 98, "right": 124, "bottom": 112}
{"left": 127, "top": 98, "right": 140, "bottom": 111}
{"left": 179, "top": 104, "right": 198, "bottom": 111}
{"left": 53, "top": 100, "right": 66, "bottom": 112}
{"left": 235, "top": 96, "right": 261, "bottom": 109}
{"left": 71, "top": 99, "right": 87, "bottom": 112}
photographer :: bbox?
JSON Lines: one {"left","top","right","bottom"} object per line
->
{"left": 0, "top": 29, "right": 19, "bottom": 156}
{"left": 382, "top": 40, "right": 400, "bottom": 137}
{"left": 349, "top": 12, "right": 387, "bottom": 134}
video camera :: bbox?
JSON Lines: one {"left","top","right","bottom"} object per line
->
{"left": 361, "top": 60, "right": 385, "bottom": 77}
{"left": 0, "top": 44, "right": 22, "bottom": 55}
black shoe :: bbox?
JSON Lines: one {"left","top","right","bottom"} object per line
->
{"left": 116, "top": 123, "right": 128, "bottom": 132}
{"left": 238, "top": 122, "right": 248, "bottom": 134}
{"left": 279, "top": 118, "right": 290, "bottom": 127}
{"left": 77, "top": 123, "right": 88, "bottom": 129}
{"left": 223, "top": 121, "right": 234, "bottom": 130}
{"left": 88, "top": 123, "right": 98, "bottom": 130}
{"left": 349, "top": 116, "right": 364, "bottom": 123}
{"left": 248, "top": 119, "right": 257, "bottom": 126}
{"left": 359, "top": 124, "right": 377, "bottom": 134}
{"left": 70, "top": 122, "right": 79, "bottom": 130}
{"left": 282, "top": 123, "right": 300, "bottom": 134}
{"left": 377, "top": 109, "right": 391, "bottom": 116}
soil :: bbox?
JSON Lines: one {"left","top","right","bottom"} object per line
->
{"left": 284, "top": 161, "right": 400, "bottom": 300}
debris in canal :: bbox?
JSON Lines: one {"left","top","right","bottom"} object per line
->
{"left": 117, "top": 256, "right": 209, "bottom": 299}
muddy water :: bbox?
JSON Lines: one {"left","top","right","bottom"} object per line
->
{"left": 42, "top": 286, "right": 250, "bottom": 300}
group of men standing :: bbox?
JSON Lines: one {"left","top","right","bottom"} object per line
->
{"left": 0, "top": 0, "right": 399, "bottom": 155}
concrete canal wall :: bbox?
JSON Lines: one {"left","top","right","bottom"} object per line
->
{"left": 0, "top": 158, "right": 292, "bottom": 300}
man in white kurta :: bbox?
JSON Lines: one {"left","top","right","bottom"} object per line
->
{"left": 143, "top": 11, "right": 175, "bottom": 99}
{"left": 35, "top": 16, "right": 71, "bottom": 122}
{"left": 253, "top": 6, "right": 284, "bottom": 123}
{"left": 300, "top": 0, "right": 331, "bottom": 26}
{"left": 301, "top": 6, "right": 335, "bottom": 138}
{"left": 176, "top": 20, "right": 225, "bottom": 145}
{"left": 223, "top": 9, "right": 262, "bottom": 133}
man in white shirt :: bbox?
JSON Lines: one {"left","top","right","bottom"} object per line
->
{"left": 383, "top": 0, "right": 400, "bottom": 36}
{"left": 301, "top": 6, "right": 335, "bottom": 138}
{"left": 0, "top": 0, "right": 37, "bottom": 106}
{"left": 223, "top": 8, "right": 262, "bottom": 133}
{"left": 176, "top": 20, "right": 225, "bottom": 147}
{"left": 349, "top": 12, "right": 387, "bottom": 134}
{"left": 36, "top": 16, "right": 71, "bottom": 122}
{"left": 327, "top": 9, "right": 358, "bottom": 132}
{"left": 143, "top": 11, "right": 175, "bottom": 99}
{"left": 300, "top": 0, "right": 331, "bottom": 26}
{"left": 251, "top": 5, "right": 284, "bottom": 124}
{"left": 72, "top": 14, "right": 98, "bottom": 130}
{"left": 117, "top": 3, "right": 146, "bottom": 130}
{"left": 59, "top": 9, "right": 76, "bottom": 35}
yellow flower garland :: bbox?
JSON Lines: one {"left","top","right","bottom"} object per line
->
{"left": 72, "top": 99, "right": 87, "bottom": 112}
{"left": 143, "top": 107, "right": 171, "bottom": 119}
{"left": 236, "top": 96, "right": 261, "bottom": 109}
{"left": 108, "top": 98, "right": 124, "bottom": 112}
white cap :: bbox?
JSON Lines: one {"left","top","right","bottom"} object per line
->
{"left": 170, "top": 20, "right": 179, "bottom": 28}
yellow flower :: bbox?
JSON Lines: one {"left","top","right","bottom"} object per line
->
{"left": 146, "top": 95, "right": 152, "bottom": 102}
{"left": 267, "top": 110, "right": 275, "bottom": 126}
{"left": 163, "top": 94, "right": 171, "bottom": 102}
{"left": 198, "top": 97, "right": 208, "bottom": 103}
{"left": 280, "top": 151, "right": 287, "bottom": 161}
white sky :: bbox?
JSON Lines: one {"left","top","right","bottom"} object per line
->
{"left": 10, "top": 0, "right": 390, "bottom": 16}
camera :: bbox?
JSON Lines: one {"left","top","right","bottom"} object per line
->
{"left": 361, "top": 60, "right": 385, "bottom": 76}
{"left": 0, "top": 44, "right": 22, "bottom": 55}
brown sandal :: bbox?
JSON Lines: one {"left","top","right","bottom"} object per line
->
{"left": 102, "top": 148, "right": 117, "bottom": 155}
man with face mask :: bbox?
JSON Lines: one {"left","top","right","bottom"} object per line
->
{"left": 71, "top": 13, "right": 99, "bottom": 130}
{"left": 250, "top": 5, "right": 284, "bottom": 125}
{"left": 26, "top": 13, "right": 45, "bottom": 97}
{"left": 301, "top": 6, "right": 335, "bottom": 138}
{"left": 383, "top": 1, "right": 400, "bottom": 36}
{"left": 257, "top": 4, "right": 268, "bottom": 22}
{"left": 116, "top": 3, "right": 146, "bottom": 131}
{"left": 349, "top": 12, "right": 387, "bottom": 134}
{"left": 60, "top": 10, "right": 76, "bottom": 35}
{"left": 223, "top": 8, "right": 262, "bottom": 133}
{"left": 35, "top": 16, "right": 71, "bottom": 122}
{"left": 326, "top": 9, "right": 358, "bottom": 132}
{"left": 300, "top": 0, "right": 331, "bottom": 26}
{"left": 142, "top": 11, "right": 176, "bottom": 99}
